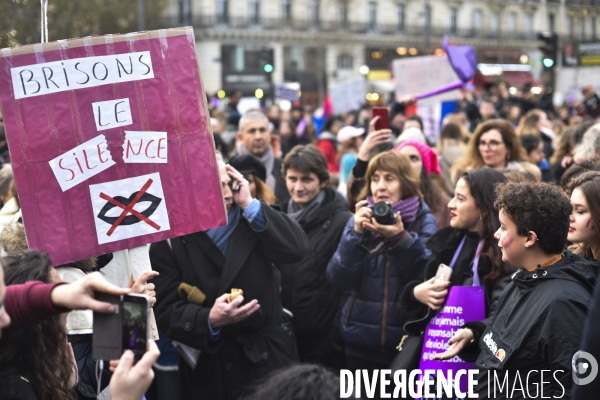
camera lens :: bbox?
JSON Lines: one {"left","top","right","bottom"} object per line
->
{"left": 373, "top": 202, "right": 388, "bottom": 216}
{"left": 371, "top": 202, "right": 396, "bottom": 225}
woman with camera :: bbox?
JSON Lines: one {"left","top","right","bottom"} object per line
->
{"left": 398, "top": 169, "right": 515, "bottom": 367}
{"left": 326, "top": 151, "right": 436, "bottom": 397}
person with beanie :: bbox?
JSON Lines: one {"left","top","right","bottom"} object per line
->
{"left": 395, "top": 127, "right": 427, "bottom": 145}
{"left": 227, "top": 154, "right": 276, "bottom": 205}
{"left": 394, "top": 140, "right": 452, "bottom": 229}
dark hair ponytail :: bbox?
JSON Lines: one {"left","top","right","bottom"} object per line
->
{"left": 463, "top": 169, "right": 507, "bottom": 281}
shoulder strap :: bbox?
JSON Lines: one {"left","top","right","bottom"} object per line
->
{"left": 409, "top": 218, "right": 421, "bottom": 234}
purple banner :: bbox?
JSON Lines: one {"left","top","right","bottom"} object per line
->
{"left": 419, "top": 286, "right": 485, "bottom": 395}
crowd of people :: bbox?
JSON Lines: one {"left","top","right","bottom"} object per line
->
{"left": 2, "top": 80, "right": 600, "bottom": 400}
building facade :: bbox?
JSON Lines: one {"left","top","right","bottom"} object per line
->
{"left": 154, "top": 0, "right": 600, "bottom": 104}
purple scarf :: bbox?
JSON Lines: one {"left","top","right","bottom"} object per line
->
{"left": 366, "top": 195, "right": 420, "bottom": 226}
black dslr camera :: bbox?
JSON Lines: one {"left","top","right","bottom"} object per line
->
{"left": 369, "top": 202, "right": 397, "bottom": 225}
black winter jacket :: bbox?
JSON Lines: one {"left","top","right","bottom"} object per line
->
{"left": 460, "top": 251, "right": 599, "bottom": 399}
{"left": 573, "top": 261, "right": 600, "bottom": 399}
{"left": 150, "top": 202, "right": 309, "bottom": 400}
{"left": 279, "top": 187, "right": 352, "bottom": 336}
{"left": 400, "top": 226, "right": 516, "bottom": 336}
{"left": 272, "top": 158, "right": 290, "bottom": 206}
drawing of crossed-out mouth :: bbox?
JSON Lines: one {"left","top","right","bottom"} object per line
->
{"left": 97, "top": 191, "right": 162, "bottom": 226}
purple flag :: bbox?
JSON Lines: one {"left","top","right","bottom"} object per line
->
{"left": 443, "top": 36, "right": 478, "bottom": 83}
{"left": 414, "top": 36, "right": 478, "bottom": 101}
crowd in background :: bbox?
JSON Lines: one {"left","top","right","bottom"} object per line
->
{"left": 1, "top": 78, "right": 600, "bottom": 400}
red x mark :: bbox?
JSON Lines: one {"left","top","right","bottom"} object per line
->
{"left": 99, "top": 178, "right": 161, "bottom": 236}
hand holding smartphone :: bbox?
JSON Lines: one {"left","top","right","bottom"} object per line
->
{"left": 434, "top": 263, "right": 452, "bottom": 289}
{"left": 93, "top": 293, "right": 150, "bottom": 362}
{"left": 372, "top": 106, "right": 389, "bottom": 131}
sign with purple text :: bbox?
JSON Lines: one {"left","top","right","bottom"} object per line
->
{"left": 0, "top": 27, "right": 226, "bottom": 265}
{"left": 419, "top": 286, "right": 485, "bottom": 395}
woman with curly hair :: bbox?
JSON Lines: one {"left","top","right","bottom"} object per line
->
{"left": 400, "top": 169, "right": 515, "bottom": 345}
{"left": 0, "top": 251, "right": 77, "bottom": 400}
{"left": 451, "top": 119, "right": 539, "bottom": 184}
{"left": 436, "top": 181, "right": 599, "bottom": 399}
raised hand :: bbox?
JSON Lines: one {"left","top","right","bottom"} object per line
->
{"left": 226, "top": 164, "right": 254, "bottom": 210}
{"left": 357, "top": 117, "right": 392, "bottom": 162}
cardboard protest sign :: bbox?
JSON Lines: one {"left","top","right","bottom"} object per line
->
{"left": 329, "top": 77, "right": 366, "bottom": 115}
{"left": 393, "top": 56, "right": 460, "bottom": 103}
{"left": 0, "top": 27, "right": 226, "bottom": 266}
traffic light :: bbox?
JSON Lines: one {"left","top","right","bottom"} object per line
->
{"left": 538, "top": 32, "right": 558, "bottom": 69}
{"left": 259, "top": 48, "right": 274, "bottom": 74}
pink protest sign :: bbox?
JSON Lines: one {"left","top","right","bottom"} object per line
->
{"left": 0, "top": 28, "right": 226, "bottom": 265}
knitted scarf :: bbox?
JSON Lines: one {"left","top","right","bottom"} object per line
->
{"left": 206, "top": 205, "right": 241, "bottom": 255}
{"left": 236, "top": 144, "right": 276, "bottom": 191}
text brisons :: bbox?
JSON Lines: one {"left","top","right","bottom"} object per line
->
{"left": 11, "top": 51, "right": 154, "bottom": 99}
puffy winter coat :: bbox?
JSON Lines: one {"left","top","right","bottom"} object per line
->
{"left": 460, "top": 251, "right": 599, "bottom": 399}
{"left": 327, "top": 202, "right": 436, "bottom": 364}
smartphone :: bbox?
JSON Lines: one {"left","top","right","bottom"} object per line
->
{"left": 372, "top": 106, "right": 389, "bottom": 131}
{"left": 93, "top": 293, "right": 150, "bottom": 362}
{"left": 229, "top": 179, "right": 240, "bottom": 191}
{"left": 435, "top": 263, "right": 453, "bottom": 286}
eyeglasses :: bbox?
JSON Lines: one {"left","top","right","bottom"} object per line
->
{"left": 478, "top": 140, "right": 504, "bottom": 150}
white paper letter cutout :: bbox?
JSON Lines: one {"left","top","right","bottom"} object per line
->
{"left": 122, "top": 131, "right": 168, "bottom": 163}
{"left": 48, "top": 135, "right": 116, "bottom": 191}
{"left": 89, "top": 172, "right": 170, "bottom": 244}
{"left": 92, "top": 98, "right": 133, "bottom": 131}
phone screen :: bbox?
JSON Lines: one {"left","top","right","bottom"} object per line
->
{"left": 122, "top": 296, "right": 148, "bottom": 362}
{"left": 372, "top": 107, "right": 389, "bottom": 131}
